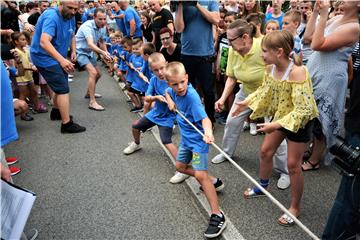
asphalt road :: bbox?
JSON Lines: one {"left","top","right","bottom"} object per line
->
{"left": 5, "top": 66, "right": 341, "bottom": 240}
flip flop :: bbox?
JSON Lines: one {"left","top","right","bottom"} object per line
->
{"left": 88, "top": 105, "right": 105, "bottom": 111}
{"left": 301, "top": 160, "right": 320, "bottom": 171}
{"left": 277, "top": 213, "right": 296, "bottom": 227}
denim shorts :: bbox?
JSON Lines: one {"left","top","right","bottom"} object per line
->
{"left": 36, "top": 64, "right": 69, "bottom": 94}
{"left": 177, "top": 147, "right": 208, "bottom": 171}
{"left": 77, "top": 53, "right": 97, "bottom": 67}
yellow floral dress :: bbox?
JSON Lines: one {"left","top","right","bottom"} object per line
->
{"left": 245, "top": 64, "right": 319, "bottom": 133}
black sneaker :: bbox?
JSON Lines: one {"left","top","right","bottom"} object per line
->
{"left": 50, "top": 108, "right": 73, "bottom": 121}
{"left": 61, "top": 120, "right": 86, "bottom": 133}
{"left": 130, "top": 106, "right": 143, "bottom": 113}
{"left": 204, "top": 213, "right": 227, "bottom": 238}
{"left": 200, "top": 178, "right": 224, "bottom": 192}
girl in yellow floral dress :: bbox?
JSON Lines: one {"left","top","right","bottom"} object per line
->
{"left": 231, "top": 30, "right": 318, "bottom": 227}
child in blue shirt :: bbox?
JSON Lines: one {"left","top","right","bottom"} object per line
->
{"left": 165, "top": 62, "right": 227, "bottom": 239}
{"left": 127, "top": 39, "right": 147, "bottom": 113}
{"left": 123, "top": 53, "right": 189, "bottom": 184}
{"left": 139, "top": 42, "right": 156, "bottom": 114}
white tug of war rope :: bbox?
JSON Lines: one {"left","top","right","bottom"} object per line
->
{"left": 174, "top": 109, "right": 320, "bottom": 240}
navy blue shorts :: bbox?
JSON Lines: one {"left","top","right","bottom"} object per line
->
{"left": 132, "top": 117, "right": 173, "bottom": 144}
{"left": 36, "top": 64, "right": 69, "bottom": 94}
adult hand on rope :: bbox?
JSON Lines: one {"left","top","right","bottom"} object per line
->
{"left": 231, "top": 100, "right": 248, "bottom": 117}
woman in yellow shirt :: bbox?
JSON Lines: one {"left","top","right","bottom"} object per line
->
{"left": 232, "top": 30, "right": 318, "bottom": 226}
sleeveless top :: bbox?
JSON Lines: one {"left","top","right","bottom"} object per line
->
{"left": 246, "top": 61, "right": 318, "bottom": 133}
{"left": 306, "top": 19, "right": 358, "bottom": 153}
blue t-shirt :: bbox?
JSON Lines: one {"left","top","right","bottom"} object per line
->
{"left": 1, "top": 59, "right": 18, "bottom": 147}
{"left": 141, "top": 60, "right": 153, "bottom": 79}
{"left": 75, "top": 19, "right": 107, "bottom": 56}
{"left": 129, "top": 54, "right": 148, "bottom": 92}
{"left": 166, "top": 84, "right": 209, "bottom": 153}
{"left": 145, "top": 76, "right": 176, "bottom": 128}
{"left": 119, "top": 50, "right": 129, "bottom": 72}
{"left": 112, "top": 9, "right": 126, "bottom": 36}
{"left": 122, "top": 6, "right": 142, "bottom": 38}
{"left": 30, "top": 7, "right": 75, "bottom": 68}
{"left": 265, "top": 12, "right": 284, "bottom": 30}
{"left": 181, "top": 1, "right": 218, "bottom": 56}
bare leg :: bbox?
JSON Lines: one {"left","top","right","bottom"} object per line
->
{"left": 195, "top": 171, "right": 221, "bottom": 215}
{"left": 56, "top": 93, "right": 71, "bottom": 124}
{"left": 259, "top": 131, "right": 286, "bottom": 180}
{"left": 302, "top": 137, "right": 325, "bottom": 170}
{"left": 85, "top": 63, "right": 103, "bottom": 108}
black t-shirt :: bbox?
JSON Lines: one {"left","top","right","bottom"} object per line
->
{"left": 141, "top": 23, "right": 153, "bottom": 42}
{"left": 152, "top": 8, "right": 173, "bottom": 51}
{"left": 28, "top": 12, "right": 40, "bottom": 26}
{"left": 1, "top": 5, "right": 20, "bottom": 44}
{"left": 345, "top": 42, "right": 360, "bottom": 135}
{"left": 160, "top": 43, "right": 181, "bottom": 63}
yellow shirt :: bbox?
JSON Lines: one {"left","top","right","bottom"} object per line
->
{"left": 225, "top": 37, "right": 265, "bottom": 95}
{"left": 15, "top": 48, "right": 33, "bottom": 83}
{"left": 246, "top": 66, "right": 319, "bottom": 133}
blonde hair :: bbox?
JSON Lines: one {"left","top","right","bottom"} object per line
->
{"left": 148, "top": 52, "right": 166, "bottom": 66}
{"left": 284, "top": 10, "right": 301, "bottom": 25}
{"left": 262, "top": 30, "right": 302, "bottom": 66}
{"left": 165, "top": 62, "right": 186, "bottom": 80}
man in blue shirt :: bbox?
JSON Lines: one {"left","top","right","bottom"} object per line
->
{"left": 174, "top": 1, "right": 219, "bottom": 124}
{"left": 76, "top": 8, "right": 112, "bottom": 111}
{"left": 119, "top": 0, "right": 142, "bottom": 39}
{"left": 30, "top": 1, "right": 86, "bottom": 134}
{"left": 110, "top": 2, "right": 125, "bottom": 33}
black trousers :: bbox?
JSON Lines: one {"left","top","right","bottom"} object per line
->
{"left": 181, "top": 54, "right": 215, "bottom": 123}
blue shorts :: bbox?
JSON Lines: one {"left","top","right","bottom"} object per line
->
{"left": 77, "top": 53, "right": 97, "bottom": 67}
{"left": 37, "top": 64, "right": 69, "bottom": 94}
{"left": 177, "top": 147, "right": 208, "bottom": 171}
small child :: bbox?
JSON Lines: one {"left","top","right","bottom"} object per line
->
{"left": 123, "top": 53, "right": 189, "bottom": 184}
{"left": 127, "top": 38, "right": 147, "bottom": 113}
{"left": 282, "top": 10, "right": 302, "bottom": 57}
{"left": 11, "top": 32, "right": 47, "bottom": 120}
{"left": 165, "top": 62, "right": 226, "bottom": 238}
{"left": 139, "top": 42, "right": 156, "bottom": 114}
{"left": 214, "top": 11, "right": 237, "bottom": 125}
{"left": 246, "top": 12, "right": 265, "bottom": 38}
{"left": 265, "top": 20, "right": 280, "bottom": 35}
{"left": 233, "top": 30, "right": 318, "bottom": 226}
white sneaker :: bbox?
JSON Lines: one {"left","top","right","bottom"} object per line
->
{"left": 68, "top": 78, "right": 73, "bottom": 82}
{"left": 123, "top": 142, "right": 141, "bottom": 155}
{"left": 169, "top": 171, "right": 190, "bottom": 184}
{"left": 277, "top": 174, "right": 290, "bottom": 190}
{"left": 243, "top": 121, "right": 250, "bottom": 131}
{"left": 250, "top": 123, "right": 257, "bottom": 136}
{"left": 68, "top": 74, "right": 74, "bottom": 78}
{"left": 211, "top": 153, "right": 226, "bottom": 164}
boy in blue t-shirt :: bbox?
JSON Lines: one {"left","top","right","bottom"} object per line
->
{"left": 165, "top": 62, "right": 226, "bottom": 238}
{"left": 127, "top": 39, "right": 147, "bottom": 113}
{"left": 123, "top": 53, "right": 189, "bottom": 184}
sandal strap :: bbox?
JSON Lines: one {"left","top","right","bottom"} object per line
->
{"left": 303, "top": 160, "right": 319, "bottom": 168}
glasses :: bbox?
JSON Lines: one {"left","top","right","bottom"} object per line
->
{"left": 228, "top": 35, "right": 241, "bottom": 44}
{"left": 160, "top": 36, "right": 171, "bottom": 42}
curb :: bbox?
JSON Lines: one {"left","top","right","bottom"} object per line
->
{"left": 115, "top": 79, "right": 245, "bottom": 240}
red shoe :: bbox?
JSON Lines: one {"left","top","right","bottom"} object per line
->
{"left": 9, "top": 166, "right": 21, "bottom": 176}
{"left": 5, "top": 157, "right": 18, "bottom": 165}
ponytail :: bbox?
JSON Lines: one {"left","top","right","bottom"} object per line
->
{"left": 290, "top": 51, "right": 302, "bottom": 66}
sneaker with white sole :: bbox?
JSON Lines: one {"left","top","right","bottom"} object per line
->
{"left": 250, "top": 123, "right": 257, "bottom": 136}
{"left": 169, "top": 171, "right": 190, "bottom": 184}
{"left": 204, "top": 212, "right": 227, "bottom": 238}
{"left": 211, "top": 153, "right": 226, "bottom": 164}
{"left": 123, "top": 142, "right": 141, "bottom": 155}
{"left": 277, "top": 173, "right": 290, "bottom": 190}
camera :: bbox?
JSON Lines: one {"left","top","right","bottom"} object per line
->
{"left": 170, "top": 0, "right": 198, "bottom": 12}
{"left": 330, "top": 136, "right": 360, "bottom": 176}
